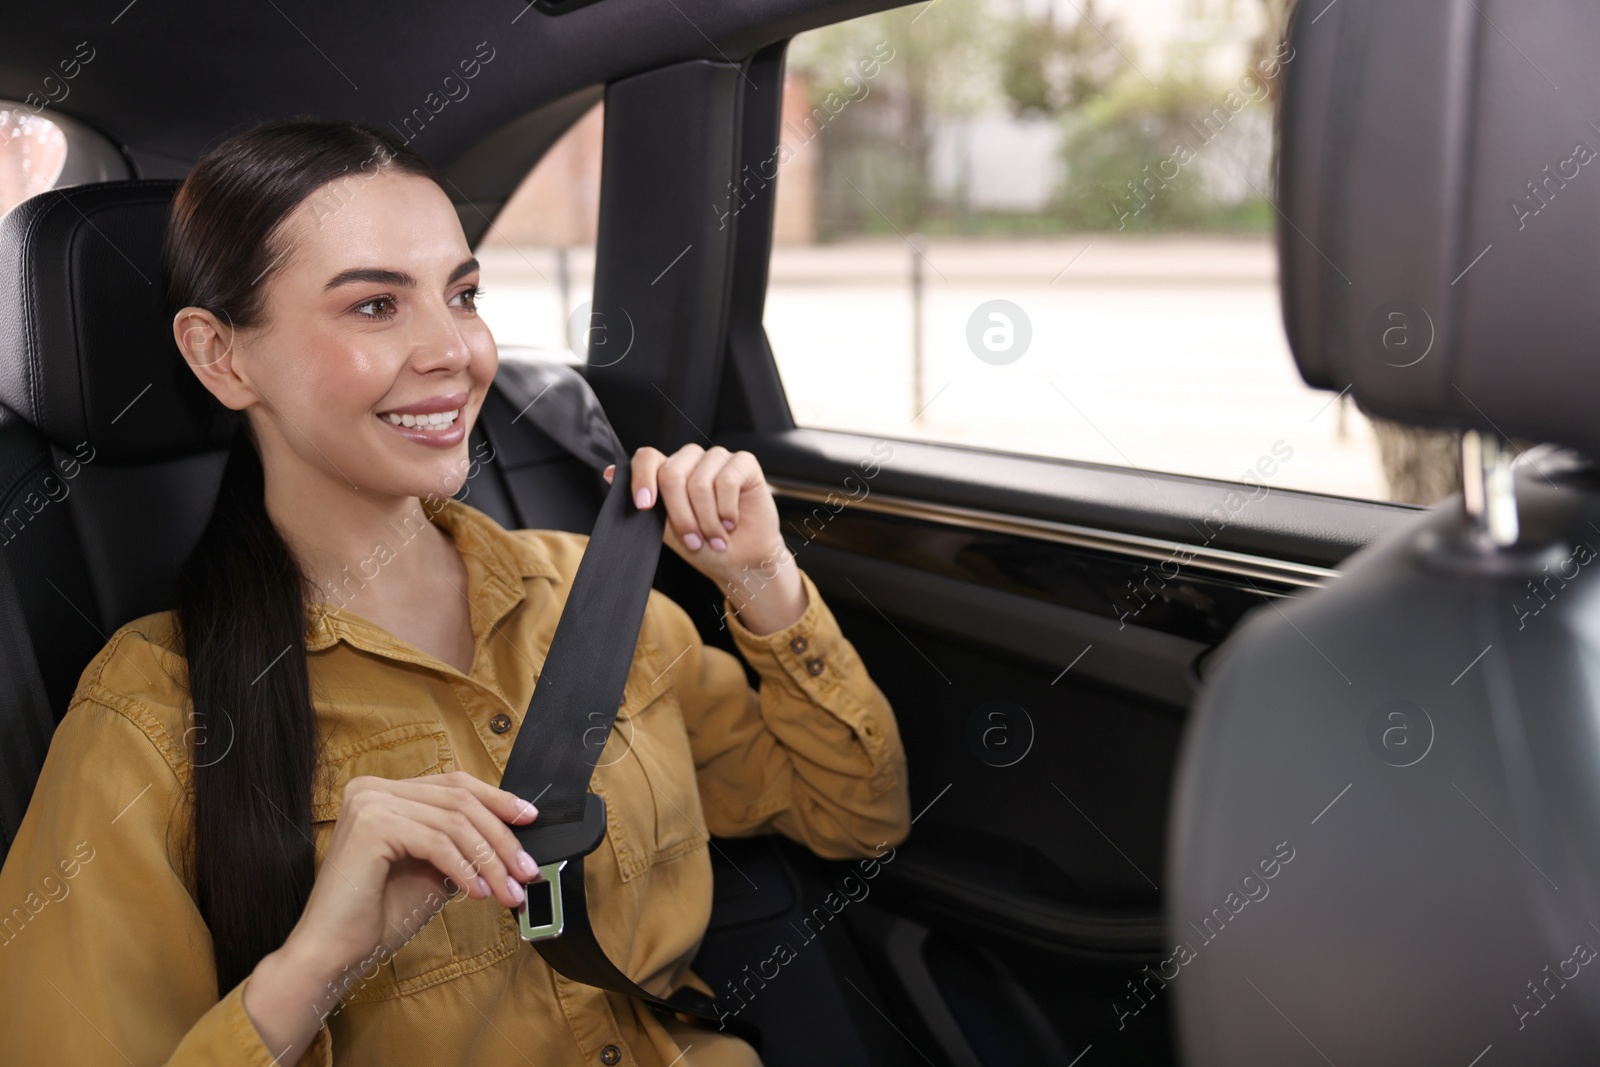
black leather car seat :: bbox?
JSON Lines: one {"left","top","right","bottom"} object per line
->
{"left": 0, "top": 179, "right": 603, "bottom": 859}
{"left": 1169, "top": 3, "right": 1600, "bottom": 1063}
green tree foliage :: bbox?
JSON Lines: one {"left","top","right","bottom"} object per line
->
{"left": 783, "top": 0, "right": 1291, "bottom": 238}
{"left": 998, "top": 0, "right": 1124, "bottom": 117}
{"left": 1053, "top": 77, "right": 1225, "bottom": 230}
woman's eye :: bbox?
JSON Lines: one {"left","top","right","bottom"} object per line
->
{"left": 355, "top": 296, "right": 397, "bottom": 319}
{"left": 452, "top": 285, "right": 483, "bottom": 312}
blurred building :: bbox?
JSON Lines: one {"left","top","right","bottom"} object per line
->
{"left": 482, "top": 77, "right": 821, "bottom": 251}
{"left": 480, "top": 103, "right": 605, "bottom": 248}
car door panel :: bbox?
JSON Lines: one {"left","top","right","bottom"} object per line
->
{"left": 693, "top": 438, "right": 1410, "bottom": 1063}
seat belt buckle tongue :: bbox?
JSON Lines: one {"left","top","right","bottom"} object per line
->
{"left": 517, "top": 859, "right": 568, "bottom": 941}
{"left": 507, "top": 792, "right": 606, "bottom": 941}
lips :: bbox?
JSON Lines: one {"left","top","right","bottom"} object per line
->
{"left": 375, "top": 391, "right": 470, "bottom": 447}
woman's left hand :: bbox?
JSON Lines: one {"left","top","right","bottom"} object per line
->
{"left": 604, "top": 445, "right": 808, "bottom": 635}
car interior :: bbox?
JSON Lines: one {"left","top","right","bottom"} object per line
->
{"left": 5, "top": 0, "right": 1594, "bottom": 1064}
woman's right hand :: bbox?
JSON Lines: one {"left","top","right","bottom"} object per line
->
{"left": 241, "top": 772, "right": 541, "bottom": 1059}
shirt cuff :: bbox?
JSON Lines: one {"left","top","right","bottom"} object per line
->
{"left": 722, "top": 568, "right": 833, "bottom": 682}
{"left": 720, "top": 568, "right": 893, "bottom": 767}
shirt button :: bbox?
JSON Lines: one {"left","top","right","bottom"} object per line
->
{"left": 861, "top": 718, "right": 878, "bottom": 737}
{"left": 806, "top": 657, "right": 825, "bottom": 676}
{"left": 789, "top": 635, "right": 809, "bottom": 654}
{"left": 599, "top": 1046, "right": 622, "bottom": 1065}
{"left": 489, "top": 713, "right": 513, "bottom": 734}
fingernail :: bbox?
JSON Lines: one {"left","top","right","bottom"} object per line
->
{"left": 710, "top": 536, "right": 727, "bottom": 551}
{"left": 683, "top": 531, "right": 703, "bottom": 550}
{"left": 506, "top": 876, "right": 526, "bottom": 905}
{"left": 516, "top": 850, "right": 539, "bottom": 879}
{"left": 635, "top": 487, "right": 652, "bottom": 508}
{"left": 722, "top": 518, "right": 735, "bottom": 531}
{"left": 476, "top": 876, "right": 492, "bottom": 898}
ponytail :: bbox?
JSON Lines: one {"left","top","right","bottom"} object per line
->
{"left": 174, "top": 428, "right": 320, "bottom": 993}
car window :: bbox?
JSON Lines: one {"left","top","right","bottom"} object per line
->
{"left": 0, "top": 108, "right": 68, "bottom": 217}
{"left": 763, "top": 1, "right": 1459, "bottom": 504}
{"left": 474, "top": 101, "right": 602, "bottom": 365}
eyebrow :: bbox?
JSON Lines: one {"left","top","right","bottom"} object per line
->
{"left": 323, "top": 257, "right": 479, "bottom": 292}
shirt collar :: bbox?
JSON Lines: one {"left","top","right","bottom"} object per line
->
{"left": 429, "top": 496, "right": 562, "bottom": 586}
{"left": 303, "top": 497, "right": 560, "bottom": 653}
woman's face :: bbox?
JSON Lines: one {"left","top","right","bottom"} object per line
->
{"left": 223, "top": 166, "right": 497, "bottom": 503}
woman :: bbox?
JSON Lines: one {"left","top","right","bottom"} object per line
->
{"left": 0, "top": 119, "right": 909, "bottom": 1066}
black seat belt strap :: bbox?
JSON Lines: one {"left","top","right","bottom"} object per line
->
{"left": 485, "top": 368, "right": 745, "bottom": 1036}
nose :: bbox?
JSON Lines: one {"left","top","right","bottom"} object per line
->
{"left": 411, "top": 297, "right": 475, "bottom": 375}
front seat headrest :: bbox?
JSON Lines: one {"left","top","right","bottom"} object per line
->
{"left": 0, "top": 180, "right": 236, "bottom": 462}
{"left": 1279, "top": 0, "right": 1600, "bottom": 457}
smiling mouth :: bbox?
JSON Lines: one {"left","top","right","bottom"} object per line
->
{"left": 378, "top": 408, "right": 461, "bottom": 430}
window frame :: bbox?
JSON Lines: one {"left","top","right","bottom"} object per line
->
{"left": 708, "top": 33, "right": 1421, "bottom": 572}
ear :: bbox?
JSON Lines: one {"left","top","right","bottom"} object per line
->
{"left": 172, "top": 306, "right": 254, "bottom": 411}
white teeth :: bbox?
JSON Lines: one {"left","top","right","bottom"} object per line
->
{"left": 380, "top": 408, "right": 460, "bottom": 430}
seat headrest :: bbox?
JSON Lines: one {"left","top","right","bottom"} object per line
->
{"left": 0, "top": 180, "right": 236, "bottom": 463}
{"left": 1279, "top": 0, "right": 1600, "bottom": 458}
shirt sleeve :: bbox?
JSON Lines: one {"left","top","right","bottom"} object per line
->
{"left": 0, "top": 691, "right": 332, "bottom": 1067}
{"left": 652, "top": 566, "right": 911, "bottom": 859}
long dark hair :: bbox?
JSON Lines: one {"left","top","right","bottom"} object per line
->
{"left": 163, "top": 119, "right": 441, "bottom": 994}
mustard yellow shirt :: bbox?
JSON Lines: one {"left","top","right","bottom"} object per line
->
{"left": 0, "top": 497, "right": 910, "bottom": 1065}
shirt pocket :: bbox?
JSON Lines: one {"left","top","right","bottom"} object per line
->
{"left": 309, "top": 721, "right": 521, "bottom": 1000}
{"left": 599, "top": 675, "right": 708, "bottom": 883}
